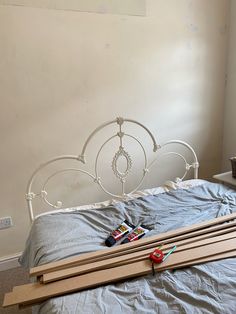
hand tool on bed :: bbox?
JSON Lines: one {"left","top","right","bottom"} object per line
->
{"left": 3, "top": 236, "right": 236, "bottom": 308}
{"left": 30, "top": 212, "right": 236, "bottom": 278}
{"left": 150, "top": 245, "right": 176, "bottom": 276}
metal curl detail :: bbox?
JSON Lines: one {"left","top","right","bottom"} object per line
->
{"left": 26, "top": 192, "right": 36, "bottom": 201}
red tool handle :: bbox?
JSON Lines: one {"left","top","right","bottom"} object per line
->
{"left": 149, "top": 249, "right": 164, "bottom": 264}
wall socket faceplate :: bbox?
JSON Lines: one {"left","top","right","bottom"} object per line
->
{"left": 0, "top": 216, "right": 13, "bottom": 230}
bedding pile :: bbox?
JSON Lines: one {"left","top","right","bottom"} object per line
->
{"left": 17, "top": 181, "right": 236, "bottom": 313}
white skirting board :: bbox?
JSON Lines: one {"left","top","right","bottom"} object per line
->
{"left": 0, "top": 253, "right": 22, "bottom": 272}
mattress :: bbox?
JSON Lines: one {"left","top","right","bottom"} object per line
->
{"left": 20, "top": 181, "right": 236, "bottom": 314}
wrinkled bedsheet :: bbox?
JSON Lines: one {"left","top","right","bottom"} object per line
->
{"left": 20, "top": 182, "right": 236, "bottom": 314}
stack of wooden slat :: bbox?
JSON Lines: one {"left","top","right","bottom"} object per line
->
{"left": 3, "top": 213, "right": 236, "bottom": 309}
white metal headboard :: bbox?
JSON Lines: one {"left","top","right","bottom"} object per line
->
{"left": 26, "top": 117, "right": 199, "bottom": 222}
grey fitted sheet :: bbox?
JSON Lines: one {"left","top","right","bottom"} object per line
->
{"left": 20, "top": 182, "right": 236, "bottom": 314}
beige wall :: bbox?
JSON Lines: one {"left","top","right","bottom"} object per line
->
{"left": 222, "top": 0, "right": 236, "bottom": 170}
{"left": 0, "top": 0, "right": 229, "bottom": 258}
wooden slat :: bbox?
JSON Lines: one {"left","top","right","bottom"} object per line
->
{"left": 4, "top": 237, "right": 236, "bottom": 308}
{"left": 42, "top": 229, "right": 236, "bottom": 283}
{"left": 160, "top": 250, "right": 236, "bottom": 271}
{"left": 30, "top": 213, "right": 236, "bottom": 277}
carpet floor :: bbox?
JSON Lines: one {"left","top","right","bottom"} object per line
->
{"left": 0, "top": 267, "right": 32, "bottom": 314}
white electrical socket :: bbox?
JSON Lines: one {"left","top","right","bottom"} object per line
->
{"left": 0, "top": 216, "right": 13, "bottom": 230}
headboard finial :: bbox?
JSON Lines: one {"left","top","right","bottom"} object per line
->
{"left": 116, "top": 117, "right": 124, "bottom": 125}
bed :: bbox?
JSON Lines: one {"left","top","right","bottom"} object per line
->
{"left": 18, "top": 117, "right": 236, "bottom": 314}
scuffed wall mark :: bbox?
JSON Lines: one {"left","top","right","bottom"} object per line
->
{"left": 188, "top": 23, "right": 199, "bottom": 33}
{"left": 186, "top": 0, "right": 199, "bottom": 33}
{"left": 185, "top": 0, "right": 199, "bottom": 50}
{"left": 186, "top": 1, "right": 199, "bottom": 33}
{"left": 0, "top": 0, "right": 146, "bottom": 16}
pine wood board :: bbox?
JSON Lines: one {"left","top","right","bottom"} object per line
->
{"left": 30, "top": 213, "right": 236, "bottom": 277}
{"left": 42, "top": 229, "right": 236, "bottom": 283}
{"left": 160, "top": 250, "right": 236, "bottom": 271}
{"left": 4, "top": 237, "right": 236, "bottom": 308}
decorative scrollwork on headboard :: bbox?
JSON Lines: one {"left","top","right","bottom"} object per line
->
{"left": 78, "top": 117, "right": 159, "bottom": 164}
{"left": 26, "top": 117, "right": 199, "bottom": 222}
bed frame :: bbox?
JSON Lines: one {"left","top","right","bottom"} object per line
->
{"left": 26, "top": 117, "right": 199, "bottom": 222}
